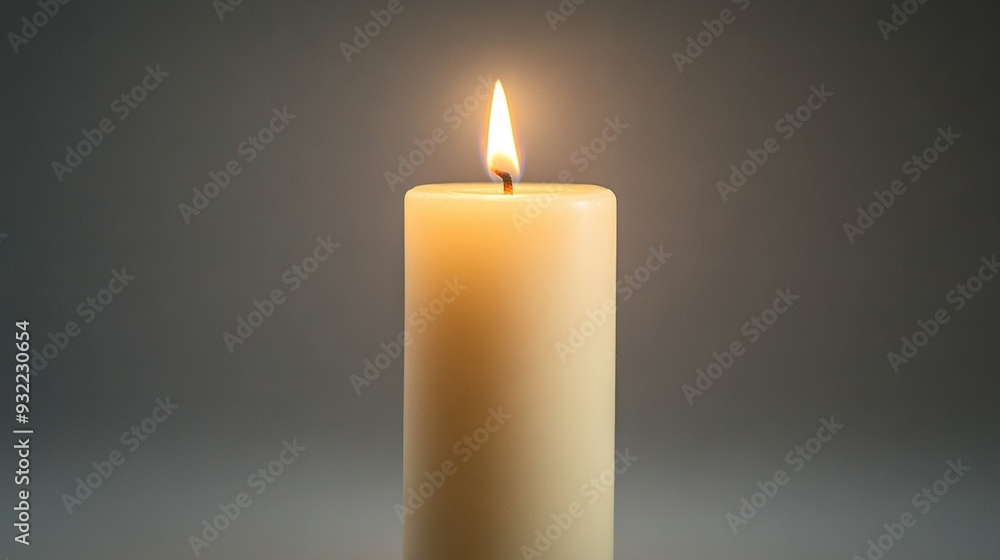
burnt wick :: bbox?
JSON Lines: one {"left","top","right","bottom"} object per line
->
{"left": 491, "top": 168, "right": 513, "bottom": 195}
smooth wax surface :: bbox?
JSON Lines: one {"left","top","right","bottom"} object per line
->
{"left": 403, "top": 183, "right": 616, "bottom": 560}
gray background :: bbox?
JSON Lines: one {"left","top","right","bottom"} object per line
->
{"left": 1, "top": 0, "right": 998, "bottom": 558}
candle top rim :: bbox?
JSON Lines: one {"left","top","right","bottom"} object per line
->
{"left": 407, "top": 183, "right": 613, "bottom": 201}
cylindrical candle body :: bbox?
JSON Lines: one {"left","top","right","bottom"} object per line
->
{"left": 403, "top": 183, "right": 616, "bottom": 560}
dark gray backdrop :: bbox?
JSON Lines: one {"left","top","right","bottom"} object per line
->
{"left": 1, "top": 0, "right": 998, "bottom": 559}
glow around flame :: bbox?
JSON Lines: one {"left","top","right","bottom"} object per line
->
{"left": 486, "top": 80, "right": 520, "bottom": 182}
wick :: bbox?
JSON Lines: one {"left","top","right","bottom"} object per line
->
{"left": 491, "top": 168, "right": 513, "bottom": 195}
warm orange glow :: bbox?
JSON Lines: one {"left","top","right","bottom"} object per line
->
{"left": 486, "top": 80, "right": 520, "bottom": 182}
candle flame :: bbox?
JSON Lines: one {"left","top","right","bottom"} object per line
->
{"left": 486, "top": 80, "right": 520, "bottom": 182}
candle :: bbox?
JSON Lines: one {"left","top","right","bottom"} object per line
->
{"left": 402, "top": 80, "right": 616, "bottom": 559}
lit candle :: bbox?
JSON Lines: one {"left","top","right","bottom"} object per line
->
{"left": 402, "top": 80, "right": 616, "bottom": 559}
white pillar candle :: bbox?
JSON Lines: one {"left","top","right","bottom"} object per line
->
{"left": 402, "top": 81, "right": 617, "bottom": 560}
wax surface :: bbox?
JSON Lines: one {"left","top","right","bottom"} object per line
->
{"left": 403, "top": 183, "right": 616, "bottom": 560}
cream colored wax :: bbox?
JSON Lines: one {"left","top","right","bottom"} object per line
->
{"left": 403, "top": 183, "right": 616, "bottom": 560}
